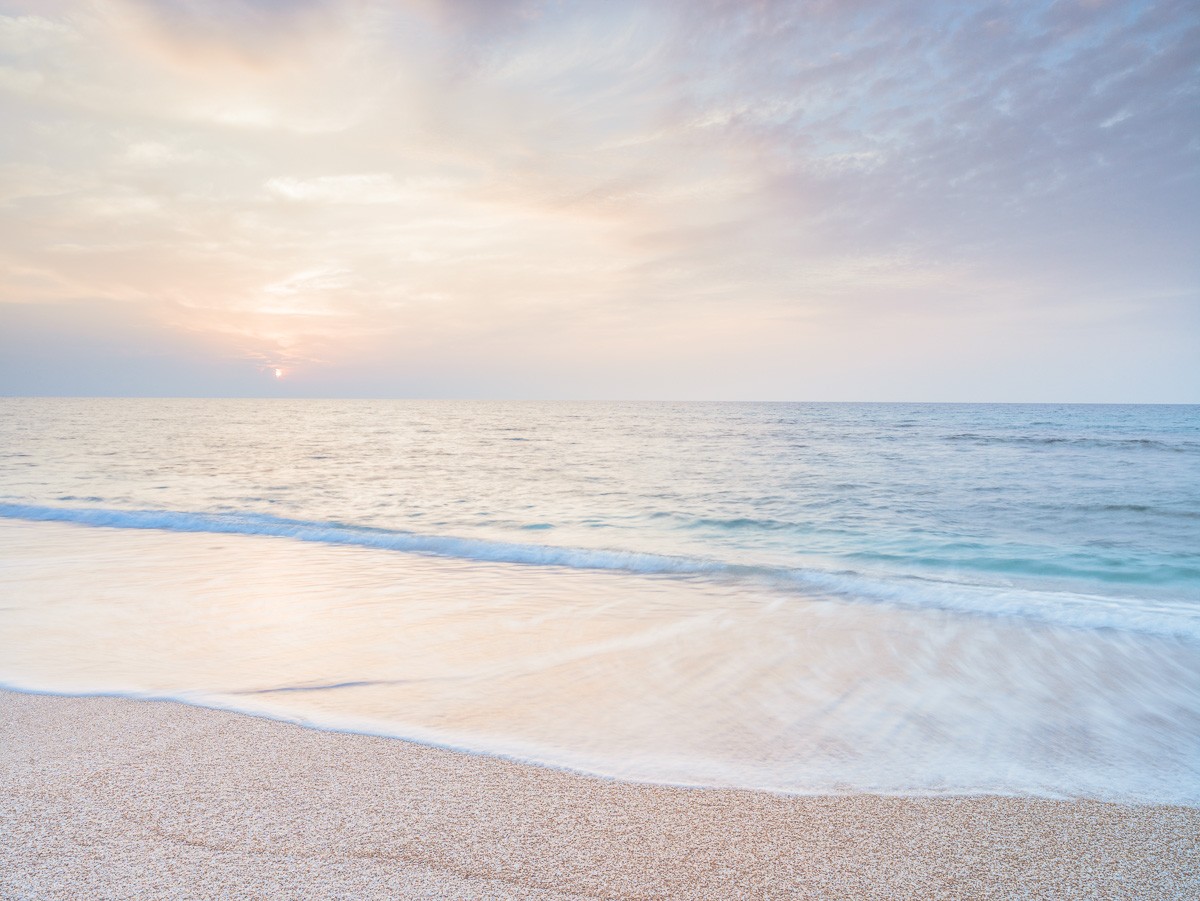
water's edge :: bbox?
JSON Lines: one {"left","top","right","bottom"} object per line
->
{"left": 4, "top": 683, "right": 1186, "bottom": 808}
{"left": 4, "top": 502, "right": 1198, "bottom": 641}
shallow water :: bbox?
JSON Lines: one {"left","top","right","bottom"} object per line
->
{"left": 1, "top": 399, "right": 1198, "bottom": 803}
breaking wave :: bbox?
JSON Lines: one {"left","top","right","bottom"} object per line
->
{"left": 3, "top": 501, "right": 1199, "bottom": 642}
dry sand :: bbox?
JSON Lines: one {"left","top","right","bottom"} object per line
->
{"left": 1, "top": 690, "right": 1196, "bottom": 899}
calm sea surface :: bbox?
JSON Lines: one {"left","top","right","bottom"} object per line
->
{"left": 2, "top": 399, "right": 1198, "bottom": 803}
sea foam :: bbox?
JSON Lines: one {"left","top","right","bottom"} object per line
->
{"left": 3, "top": 501, "right": 1198, "bottom": 641}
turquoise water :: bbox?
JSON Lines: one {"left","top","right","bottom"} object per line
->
{"left": 1, "top": 399, "right": 1198, "bottom": 802}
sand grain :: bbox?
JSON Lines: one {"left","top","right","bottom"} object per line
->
{"left": 2, "top": 690, "right": 1196, "bottom": 899}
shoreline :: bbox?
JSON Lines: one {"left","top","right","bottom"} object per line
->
{"left": 0, "top": 680, "right": 1190, "bottom": 808}
{"left": 3, "top": 689, "right": 1197, "bottom": 899}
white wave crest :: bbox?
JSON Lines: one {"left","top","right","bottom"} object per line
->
{"left": 2, "top": 502, "right": 1198, "bottom": 641}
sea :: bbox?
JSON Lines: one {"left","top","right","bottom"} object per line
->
{"left": 1, "top": 399, "right": 1198, "bottom": 805}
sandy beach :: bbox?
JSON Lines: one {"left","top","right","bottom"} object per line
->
{"left": 2, "top": 689, "right": 1196, "bottom": 899}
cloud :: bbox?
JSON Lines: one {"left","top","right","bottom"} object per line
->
{"left": 107, "top": 0, "right": 363, "bottom": 68}
{"left": 263, "top": 267, "right": 355, "bottom": 295}
{"left": 0, "top": 12, "right": 70, "bottom": 54}
{"left": 265, "top": 174, "right": 414, "bottom": 204}
{"left": 0, "top": 0, "right": 1197, "bottom": 398}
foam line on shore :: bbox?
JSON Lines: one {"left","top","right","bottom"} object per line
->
{"left": 4, "top": 689, "right": 1198, "bottom": 899}
{"left": 3, "top": 502, "right": 1199, "bottom": 640}
{"left": 2, "top": 680, "right": 1196, "bottom": 807}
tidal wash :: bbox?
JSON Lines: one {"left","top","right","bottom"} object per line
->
{"left": 2, "top": 400, "right": 1197, "bottom": 803}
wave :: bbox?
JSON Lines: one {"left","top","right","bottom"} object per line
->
{"left": 943, "top": 434, "right": 1199, "bottom": 452}
{"left": 0, "top": 502, "right": 725, "bottom": 575}
{"left": 1073, "top": 503, "right": 1200, "bottom": 520}
{"left": 2, "top": 502, "right": 1199, "bottom": 641}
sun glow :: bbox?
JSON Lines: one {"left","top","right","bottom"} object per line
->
{"left": 274, "top": 368, "right": 283, "bottom": 379}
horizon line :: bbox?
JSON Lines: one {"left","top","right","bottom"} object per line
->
{"left": 2, "top": 395, "right": 1197, "bottom": 406}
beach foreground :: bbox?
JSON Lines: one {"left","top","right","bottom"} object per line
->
{"left": 2, "top": 690, "right": 1196, "bottom": 899}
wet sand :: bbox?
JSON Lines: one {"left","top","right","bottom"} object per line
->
{"left": 2, "top": 689, "right": 1196, "bottom": 899}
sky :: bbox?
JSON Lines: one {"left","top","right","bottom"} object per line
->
{"left": 0, "top": 0, "right": 1196, "bottom": 400}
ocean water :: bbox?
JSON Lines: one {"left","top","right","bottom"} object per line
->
{"left": 1, "top": 398, "right": 1198, "bottom": 804}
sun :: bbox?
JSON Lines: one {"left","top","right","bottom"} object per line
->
{"left": 274, "top": 368, "right": 283, "bottom": 379}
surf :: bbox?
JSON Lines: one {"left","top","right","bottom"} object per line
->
{"left": 4, "top": 501, "right": 1198, "bottom": 641}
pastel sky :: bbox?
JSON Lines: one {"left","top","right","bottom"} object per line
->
{"left": 0, "top": 0, "right": 1196, "bottom": 400}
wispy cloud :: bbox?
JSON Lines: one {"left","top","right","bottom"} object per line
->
{"left": 0, "top": 0, "right": 1196, "bottom": 398}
